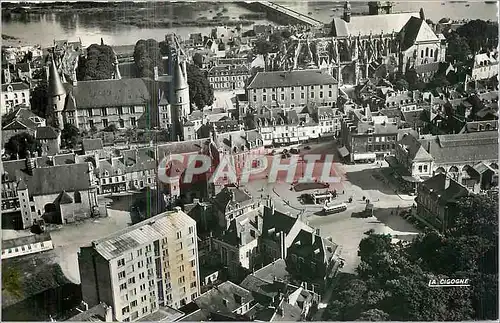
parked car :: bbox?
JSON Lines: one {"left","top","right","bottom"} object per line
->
{"left": 303, "top": 145, "right": 311, "bottom": 150}
{"left": 290, "top": 148, "right": 300, "bottom": 154}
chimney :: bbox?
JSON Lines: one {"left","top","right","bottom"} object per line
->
{"left": 280, "top": 231, "right": 287, "bottom": 259}
{"left": 174, "top": 206, "right": 182, "bottom": 212}
{"left": 427, "top": 141, "right": 431, "bottom": 154}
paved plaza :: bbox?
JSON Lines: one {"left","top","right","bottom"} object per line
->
{"left": 243, "top": 141, "right": 420, "bottom": 274}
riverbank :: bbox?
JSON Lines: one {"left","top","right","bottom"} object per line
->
{"left": 111, "top": 16, "right": 254, "bottom": 29}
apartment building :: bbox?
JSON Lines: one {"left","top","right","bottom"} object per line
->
{"left": 207, "top": 65, "right": 250, "bottom": 91}
{"left": 247, "top": 70, "right": 338, "bottom": 109}
{"left": 78, "top": 209, "right": 201, "bottom": 321}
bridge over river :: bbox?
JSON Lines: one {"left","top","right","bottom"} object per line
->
{"left": 241, "top": 1, "right": 325, "bottom": 28}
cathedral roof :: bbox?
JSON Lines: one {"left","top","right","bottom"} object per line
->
{"left": 400, "top": 17, "right": 439, "bottom": 51}
{"left": 331, "top": 12, "right": 420, "bottom": 37}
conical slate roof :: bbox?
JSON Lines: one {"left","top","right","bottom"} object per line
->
{"left": 48, "top": 60, "right": 66, "bottom": 96}
{"left": 173, "top": 61, "right": 188, "bottom": 90}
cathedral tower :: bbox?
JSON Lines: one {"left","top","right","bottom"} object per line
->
{"left": 47, "top": 59, "right": 66, "bottom": 130}
{"left": 169, "top": 59, "right": 190, "bottom": 141}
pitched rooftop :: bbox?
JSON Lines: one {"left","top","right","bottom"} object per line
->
{"left": 247, "top": 70, "right": 337, "bottom": 89}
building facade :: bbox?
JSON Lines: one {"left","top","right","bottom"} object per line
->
{"left": 247, "top": 70, "right": 339, "bottom": 109}
{"left": 1, "top": 82, "right": 30, "bottom": 115}
{"left": 78, "top": 209, "right": 201, "bottom": 321}
{"left": 208, "top": 65, "right": 250, "bottom": 91}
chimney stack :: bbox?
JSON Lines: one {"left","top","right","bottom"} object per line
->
{"left": 427, "top": 141, "right": 431, "bottom": 154}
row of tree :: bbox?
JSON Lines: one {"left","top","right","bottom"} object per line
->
{"left": 133, "top": 39, "right": 214, "bottom": 109}
{"left": 446, "top": 19, "right": 498, "bottom": 63}
{"left": 76, "top": 43, "right": 116, "bottom": 81}
{"left": 325, "top": 194, "right": 498, "bottom": 321}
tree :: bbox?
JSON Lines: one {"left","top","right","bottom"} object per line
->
{"left": 457, "top": 19, "right": 499, "bottom": 53}
{"left": 186, "top": 64, "right": 214, "bottom": 109}
{"left": 4, "top": 133, "right": 40, "bottom": 159}
{"left": 446, "top": 32, "right": 472, "bottom": 63}
{"left": 61, "top": 123, "right": 80, "bottom": 148}
{"left": 103, "top": 124, "right": 118, "bottom": 133}
{"left": 269, "top": 32, "right": 283, "bottom": 51}
{"left": 30, "top": 81, "right": 48, "bottom": 118}
{"left": 193, "top": 52, "right": 204, "bottom": 68}
{"left": 134, "top": 39, "right": 164, "bottom": 78}
{"left": 254, "top": 38, "right": 273, "bottom": 56}
{"left": 356, "top": 309, "right": 390, "bottom": 321}
{"left": 77, "top": 44, "right": 115, "bottom": 81}
{"left": 394, "top": 79, "right": 409, "bottom": 91}
{"left": 404, "top": 69, "right": 419, "bottom": 88}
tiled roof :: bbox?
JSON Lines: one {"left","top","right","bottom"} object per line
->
{"left": 82, "top": 139, "right": 104, "bottom": 152}
{"left": 419, "top": 131, "right": 498, "bottom": 164}
{"left": 400, "top": 17, "right": 438, "bottom": 51}
{"left": 421, "top": 173, "right": 469, "bottom": 205}
{"left": 247, "top": 70, "right": 337, "bottom": 89}
{"left": 35, "top": 126, "right": 59, "bottom": 140}
{"left": 253, "top": 259, "right": 291, "bottom": 283}
{"left": 54, "top": 190, "right": 74, "bottom": 204}
{"left": 27, "top": 163, "right": 92, "bottom": 196}
{"left": 1, "top": 82, "right": 30, "bottom": 92}
{"left": 2, "top": 107, "right": 43, "bottom": 131}
{"left": 194, "top": 281, "right": 254, "bottom": 315}
{"left": 68, "top": 78, "right": 151, "bottom": 109}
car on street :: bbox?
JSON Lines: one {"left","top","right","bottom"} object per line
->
{"left": 303, "top": 145, "right": 311, "bottom": 150}
{"left": 290, "top": 148, "right": 300, "bottom": 154}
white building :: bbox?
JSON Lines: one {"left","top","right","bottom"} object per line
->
{"left": 1, "top": 232, "right": 53, "bottom": 259}
{"left": 78, "top": 209, "right": 201, "bottom": 321}
{"left": 1, "top": 82, "right": 30, "bottom": 115}
{"left": 471, "top": 52, "right": 498, "bottom": 81}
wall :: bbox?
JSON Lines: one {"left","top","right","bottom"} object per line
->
{"left": 74, "top": 105, "right": 146, "bottom": 131}
{"left": 1, "top": 240, "right": 53, "bottom": 259}
{"left": 33, "top": 190, "right": 94, "bottom": 220}
{"left": 249, "top": 83, "right": 338, "bottom": 110}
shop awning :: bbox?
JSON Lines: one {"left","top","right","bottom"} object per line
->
{"left": 338, "top": 146, "right": 350, "bottom": 158}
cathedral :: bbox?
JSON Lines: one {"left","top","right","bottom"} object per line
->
{"left": 267, "top": 1, "right": 447, "bottom": 85}
{"left": 46, "top": 35, "right": 190, "bottom": 141}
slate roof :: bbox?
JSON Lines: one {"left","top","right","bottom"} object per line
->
{"left": 400, "top": 17, "right": 439, "bottom": 51}
{"left": 67, "top": 78, "right": 151, "bottom": 109}
{"left": 261, "top": 207, "right": 298, "bottom": 240}
{"left": 27, "top": 163, "right": 92, "bottom": 196}
{"left": 331, "top": 12, "right": 420, "bottom": 37}
{"left": 419, "top": 131, "right": 498, "bottom": 164}
{"left": 54, "top": 190, "right": 74, "bottom": 205}
{"left": 194, "top": 281, "right": 254, "bottom": 315}
{"left": 420, "top": 173, "right": 469, "bottom": 205}
{"left": 253, "top": 259, "right": 291, "bottom": 283}
{"left": 288, "top": 229, "right": 339, "bottom": 265}
{"left": 48, "top": 60, "right": 66, "bottom": 96}
{"left": 247, "top": 70, "right": 337, "bottom": 89}
{"left": 2, "top": 107, "right": 44, "bottom": 130}
{"left": 399, "top": 133, "right": 434, "bottom": 162}
{"left": 272, "top": 300, "right": 303, "bottom": 321}
{"left": 82, "top": 138, "right": 104, "bottom": 152}
{"left": 35, "top": 126, "right": 59, "bottom": 140}
{"left": 213, "top": 185, "right": 253, "bottom": 212}
{"left": 1, "top": 82, "right": 30, "bottom": 92}
{"left": 208, "top": 65, "right": 249, "bottom": 75}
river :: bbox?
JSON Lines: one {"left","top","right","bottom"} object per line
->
{"left": 1, "top": 1, "right": 497, "bottom": 47}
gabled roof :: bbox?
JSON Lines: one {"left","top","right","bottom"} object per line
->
{"left": 35, "top": 126, "right": 59, "bottom": 140}
{"left": 82, "top": 138, "right": 104, "bottom": 152}
{"left": 213, "top": 185, "right": 253, "bottom": 212}
{"left": 55, "top": 190, "right": 74, "bottom": 204}
{"left": 331, "top": 12, "right": 420, "bottom": 38}
{"left": 420, "top": 173, "right": 469, "bottom": 205}
{"left": 194, "top": 281, "right": 254, "bottom": 315}
{"left": 67, "top": 78, "right": 151, "bottom": 109}
{"left": 26, "top": 163, "right": 92, "bottom": 196}
{"left": 247, "top": 70, "right": 337, "bottom": 89}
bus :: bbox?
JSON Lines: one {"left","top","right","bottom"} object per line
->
{"left": 323, "top": 203, "right": 348, "bottom": 215}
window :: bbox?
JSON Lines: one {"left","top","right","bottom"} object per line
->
{"left": 263, "top": 95, "right": 267, "bottom": 102}
{"left": 122, "top": 306, "right": 130, "bottom": 315}
{"left": 301, "top": 93, "right": 304, "bottom": 99}
{"left": 310, "top": 92, "right": 314, "bottom": 98}
{"left": 253, "top": 95, "right": 257, "bottom": 102}
{"left": 128, "top": 277, "right": 136, "bottom": 284}
{"left": 328, "top": 91, "right": 332, "bottom": 97}
{"left": 139, "top": 272, "right": 145, "bottom": 279}
{"left": 179, "top": 265, "right": 185, "bottom": 272}
{"left": 102, "top": 108, "right": 107, "bottom": 116}
{"left": 102, "top": 119, "right": 109, "bottom": 128}
{"left": 418, "top": 165, "right": 423, "bottom": 172}
{"left": 130, "top": 106, "right": 136, "bottom": 113}
{"left": 120, "top": 283, "right": 127, "bottom": 291}
{"left": 178, "top": 276, "right": 185, "bottom": 284}
{"left": 177, "top": 231, "right": 182, "bottom": 239}
{"left": 131, "top": 117, "right": 136, "bottom": 127}
{"left": 118, "top": 259, "right": 125, "bottom": 267}
{"left": 190, "top": 259, "right": 196, "bottom": 267}
{"left": 119, "top": 271, "right": 126, "bottom": 279}
{"left": 137, "top": 249, "right": 142, "bottom": 256}
{"left": 190, "top": 281, "right": 197, "bottom": 288}
{"left": 188, "top": 226, "right": 194, "bottom": 234}
{"left": 291, "top": 93, "right": 295, "bottom": 100}
{"left": 281, "top": 94, "right": 284, "bottom": 100}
